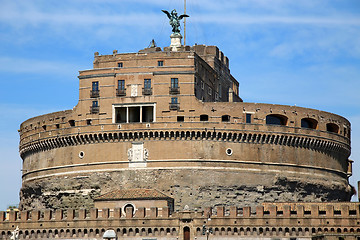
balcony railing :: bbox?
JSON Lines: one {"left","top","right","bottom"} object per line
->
{"left": 90, "top": 90, "right": 100, "bottom": 98}
{"left": 142, "top": 88, "right": 152, "bottom": 96}
{"left": 169, "top": 87, "right": 180, "bottom": 94}
{"left": 90, "top": 106, "right": 99, "bottom": 114}
{"left": 116, "top": 88, "right": 126, "bottom": 96}
{"left": 169, "top": 102, "right": 179, "bottom": 110}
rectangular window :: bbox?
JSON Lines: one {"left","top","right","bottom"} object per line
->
{"left": 118, "top": 80, "right": 125, "bottom": 90}
{"left": 170, "top": 97, "right": 179, "bottom": 110}
{"left": 201, "top": 81, "right": 204, "bottom": 89}
{"left": 115, "top": 107, "right": 126, "bottom": 123}
{"left": 246, "top": 113, "right": 251, "bottom": 123}
{"left": 117, "top": 80, "right": 126, "bottom": 96}
{"left": 208, "top": 87, "right": 212, "bottom": 95}
{"left": 114, "top": 104, "right": 155, "bottom": 123}
{"left": 142, "top": 106, "right": 154, "bottom": 122}
{"left": 92, "top": 81, "right": 99, "bottom": 91}
{"left": 158, "top": 61, "right": 164, "bottom": 66}
{"left": 118, "top": 62, "right": 123, "bottom": 68}
{"left": 144, "top": 79, "right": 151, "bottom": 89}
{"left": 91, "top": 81, "right": 100, "bottom": 97}
{"left": 128, "top": 107, "right": 141, "bottom": 122}
{"left": 171, "top": 97, "right": 178, "bottom": 104}
{"left": 92, "top": 100, "right": 98, "bottom": 107}
{"left": 171, "top": 78, "right": 178, "bottom": 88}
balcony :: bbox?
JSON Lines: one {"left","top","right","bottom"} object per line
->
{"left": 90, "top": 106, "right": 99, "bottom": 114}
{"left": 169, "top": 87, "right": 180, "bottom": 94}
{"left": 142, "top": 88, "right": 152, "bottom": 96}
{"left": 90, "top": 90, "right": 100, "bottom": 98}
{"left": 169, "top": 102, "right": 180, "bottom": 110}
{"left": 116, "top": 88, "right": 126, "bottom": 96}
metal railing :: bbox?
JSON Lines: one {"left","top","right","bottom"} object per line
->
{"left": 116, "top": 88, "right": 126, "bottom": 96}
{"left": 142, "top": 88, "right": 152, "bottom": 95}
{"left": 90, "top": 106, "right": 99, "bottom": 114}
{"left": 90, "top": 90, "right": 100, "bottom": 98}
{"left": 169, "top": 102, "right": 179, "bottom": 110}
{"left": 169, "top": 87, "right": 180, "bottom": 94}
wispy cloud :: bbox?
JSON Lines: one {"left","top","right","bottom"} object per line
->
{"left": 1, "top": 1, "right": 359, "bottom": 27}
{"left": 192, "top": 15, "right": 360, "bottom": 26}
{"left": 0, "top": 57, "right": 82, "bottom": 76}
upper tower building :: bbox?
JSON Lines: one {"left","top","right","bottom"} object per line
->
{"left": 19, "top": 41, "right": 352, "bottom": 211}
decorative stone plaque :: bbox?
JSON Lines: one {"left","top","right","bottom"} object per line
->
{"left": 131, "top": 84, "right": 138, "bottom": 97}
{"left": 128, "top": 142, "right": 148, "bottom": 168}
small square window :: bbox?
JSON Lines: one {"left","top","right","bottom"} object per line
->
{"left": 68, "top": 120, "right": 75, "bottom": 127}
{"left": 118, "top": 62, "right": 123, "bottom": 68}
{"left": 87, "top": 119, "right": 92, "bottom": 125}
{"left": 200, "top": 114, "right": 209, "bottom": 121}
{"left": 222, "top": 115, "right": 230, "bottom": 122}
{"left": 177, "top": 116, "right": 184, "bottom": 122}
{"left": 171, "top": 97, "right": 178, "bottom": 104}
{"left": 158, "top": 61, "right": 164, "bottom": 66}
{"left": 56, "top": 124, "right": 60, "bottom": 129}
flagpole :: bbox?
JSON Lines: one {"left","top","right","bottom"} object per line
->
{"left": 184, "top": 0, "right": 187, "bottom": 46}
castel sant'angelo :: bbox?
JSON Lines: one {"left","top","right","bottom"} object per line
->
{"left": 1, "top": 9, "right": 359, "bottom": 240}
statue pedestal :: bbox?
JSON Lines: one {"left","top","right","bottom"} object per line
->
{"left": 170, "top": 33, "right": 182, "bottom": 51}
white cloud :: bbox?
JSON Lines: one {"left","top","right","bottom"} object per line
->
{"left": 0, "top": 57, "right": 82, "bottom": 76}
{"left": 1, "top": 1, "right": 359, "bottom": 28}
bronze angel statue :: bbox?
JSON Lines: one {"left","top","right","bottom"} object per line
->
{"left": 162, "top": 9, "right": 189, "bottom": 34}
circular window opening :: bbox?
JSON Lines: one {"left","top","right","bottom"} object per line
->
{"left": 79, "top": 151, "right": 85, "bottom": 159}
{"left": 226, "top": 148, "right": 233, "bottom": 156}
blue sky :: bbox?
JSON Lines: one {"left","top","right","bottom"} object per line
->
{"left": 0, "top": 0, "right": 359, "bottom": 210}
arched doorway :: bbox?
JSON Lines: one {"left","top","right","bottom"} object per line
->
{"left": 183, "top": 227, "right": 190, "bottom": 240}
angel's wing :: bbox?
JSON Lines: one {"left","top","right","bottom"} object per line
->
{"left": 179, "top": 14, "right": 189, "bottom": 20}
{"left": 162, "top": 10, "right": 171, "bottom": 19}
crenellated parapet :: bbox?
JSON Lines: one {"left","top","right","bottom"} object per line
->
{"left": 1, "top": 203, "right": 359, "bottom": 239}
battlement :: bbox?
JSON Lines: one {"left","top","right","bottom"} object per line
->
{"left": 1, "top": 203, "right": 359, "bottom": 240}
{"left": 1, "top": 203, "right": 359, "bottom": 223}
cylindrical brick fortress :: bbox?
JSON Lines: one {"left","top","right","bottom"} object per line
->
{"left": 18, "top": 45, "right": 353, "bottom": 210}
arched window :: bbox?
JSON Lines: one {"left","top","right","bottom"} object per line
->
{"left": 266, "top": 114, "right": 288, "bottom": 126}
{"left": 326, "top": 123, "right": 339, "bottom": 133}
{"left": 221, "top": 115, "right": 230, "bottom": 122}
{"left": 124, "top": 203, "right": 135, "bottom": 215}
{"left": 200, "top": 114, "right": 209, "bottom": 121}
{"left": 301, "top": 118, "right": 318, "bottom": 129}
